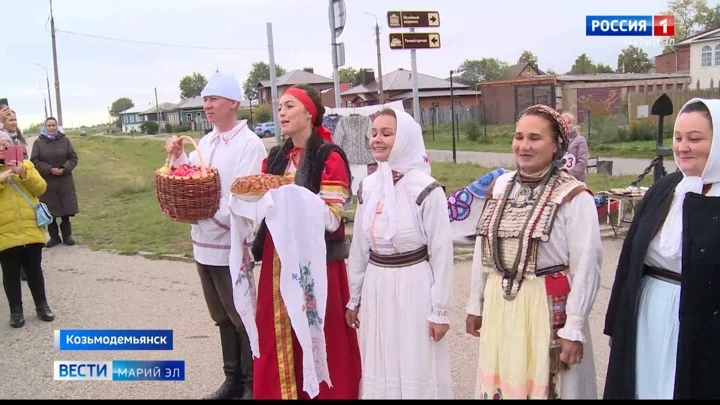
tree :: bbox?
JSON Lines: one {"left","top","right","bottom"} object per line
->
{"left": 339, "top": 67, "right": 358, "bottom": 84}
{"left": 517, "top": 50, "right": 539, "bottom": 67}
{"left": 596, "top": 64, "right": 615, "bottom": 73}
{"left": 179, "top": 72, "right": 208, "bottom": 100}
{"left": 701, "top": 3, "right": 720, "bottom": 30}
{"left": 109, "top": 97, "right": 134, "bottom": 118}
{"left": 242, "top": 61, "right": 287, "bottom": 100}
{"left": 455, "top": 58, "right": 510, "bottom": 85}
{"left": 568, "top": 54, "right": 615, "bottom": 74}
{"left": 661, "top": 0, "right": 710, "bottom": 52}
{"left": 617, "top": 45, "right": 653, "bottom": 73}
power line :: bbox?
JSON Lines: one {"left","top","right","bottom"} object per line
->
{"left": 54, "top": 28, "right": 350, "bottom": 51}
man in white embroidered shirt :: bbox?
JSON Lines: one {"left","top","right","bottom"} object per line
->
{"left": 165, "top": 72, "right": 267, "bottom": 400}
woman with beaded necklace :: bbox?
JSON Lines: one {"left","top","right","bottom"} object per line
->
{"left": 465, "top": 105, "right": 602, "bottom": 399}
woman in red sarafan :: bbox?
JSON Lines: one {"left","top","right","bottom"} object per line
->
{"left": 250, "top": 84, "right": 361, "bottom": 400}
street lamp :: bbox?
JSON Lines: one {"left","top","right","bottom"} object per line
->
{"left": 449, "top": 69, "right": 465, "bottom": 164}
{"left": 34, "top": 63, "right": 53, "bottom": 117}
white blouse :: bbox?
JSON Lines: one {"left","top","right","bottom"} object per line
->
{"left": 171, "top": 121, "right": 267, "bottom": 267}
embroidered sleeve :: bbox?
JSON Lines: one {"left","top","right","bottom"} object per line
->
{"left": 319, "top": 151, "right": 351, "bottom": 233}
{"left": 346, "top": 187, "right": 369, "bottom": 311}
{"left": 557, "top": 191, "right": 602, "bottom": 343}
{"left": 421, "top": 186, "right": 455, "bottom": 325}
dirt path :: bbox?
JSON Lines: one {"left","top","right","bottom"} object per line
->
{"left": 0, "top": 235, "right": 623, "bottom": 399}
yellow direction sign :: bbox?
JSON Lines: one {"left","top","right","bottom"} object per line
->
{"left": 387, "top": 11, "right": 440, "bottom": 28}
{"left": 389, "top": 32, "right": 441, "bottom": 50}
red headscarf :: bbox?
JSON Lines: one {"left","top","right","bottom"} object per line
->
{"left": 283, "top": 87, "right": 333, "bottom": 143}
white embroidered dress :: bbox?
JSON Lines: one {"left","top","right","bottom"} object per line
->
{"left": 347, "top": 169, "right": 454, "bottom": 399}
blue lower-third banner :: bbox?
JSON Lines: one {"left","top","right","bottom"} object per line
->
{"left": 54, "top": 329, "right": 174, "bottom": 351}
{"left": 54, "top": 360, "right": 185, "bottom": 381}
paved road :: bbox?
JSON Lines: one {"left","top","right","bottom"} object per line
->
{"left": 0, "top": 236, "right": 623, "bottom": 399}
{"left": 425, "top": 149, "right": 677, "bottom": 177}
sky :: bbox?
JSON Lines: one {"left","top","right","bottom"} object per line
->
{"left": 1, "top": 0, "right": 710, "bottom": 130}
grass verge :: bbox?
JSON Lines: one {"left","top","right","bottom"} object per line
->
{"left": 422, "top": 124, "right": 659, "bottom": 159}
{"left": 70, "top": 136, "right": 652, "bottom": 258}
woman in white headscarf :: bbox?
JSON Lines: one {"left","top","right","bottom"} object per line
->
{"left": 345, "top": 108, "right": 454, "bottom": 399}
{"left": 604, "top": 98, "right": 720, "bottom": 400}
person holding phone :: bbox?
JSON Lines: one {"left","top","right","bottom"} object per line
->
{"left": 1, "top": 106, "right": 29, "bottom": 281}
{"left": 0, "top": 106, "right": 28, "bottom": 156}
{"left": 30, "top": 117, "right": 79, "bottom": 247}
{"left": 0, "top": 130, "right": 54, "bottom": 328}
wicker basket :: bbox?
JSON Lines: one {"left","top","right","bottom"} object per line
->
{"left": 155, "top": 135, "right": 221, "bottom": 221}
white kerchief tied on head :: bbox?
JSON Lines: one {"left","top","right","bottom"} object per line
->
{"left": 659, "top": 98, "right": 720, "bottom": 259}
{"left": 201, "top": 72, "right": 243, "bottom": 102}
{"left": 362, "top": 109, "right": 431, "bottom": 241}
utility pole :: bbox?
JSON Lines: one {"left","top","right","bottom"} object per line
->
{"left": 38, "top": 80, "right": 49, "bottom": 118}
{"left": 267, "top": 22, "right": 282, "bottom": 145}
{"left": 329, "top": 1, "right": 341, "bottom": 108}
{"left": 35, "top": 64, "right": 53, "bottom": 117}
{"left": 49, "top": 0, "right": 63, "bottom": 128}
{"left": 375, "top": 22, "right": 384, "bottom": 104}
{"left": 155, "top": 87, "right": 161, "bottom": 126}
{"left": 410, "top": 27, "right": 420, "bottom": 123}
{"left": 365, "top": 13, "right": 384, "bottom": 105}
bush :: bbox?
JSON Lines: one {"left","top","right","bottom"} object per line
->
{"left": 165, "top": 123, "right": 172, "bottom": 133}
{"left": 140, "top": 121, "right": 159, "bottom": 135}
{"left": 253, "top": 104, "right": 272, "bottom": 124}
{"left": 464, "top": 121, "right": 483, "bottom": 142}
{"left": 175, "top": 125, "right": 191, "bottom": 133}
{"left": 628, "top": 118, "right": 655, "bottom": 142}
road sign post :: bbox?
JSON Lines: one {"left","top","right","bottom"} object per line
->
{"left": 387, "top": 10, "right": 441, "bottom": 124}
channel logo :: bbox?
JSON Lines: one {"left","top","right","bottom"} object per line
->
{"left": 53, "top": 360, "right": 185, "bottom": 381}
{"left": 586, "top": 15, "right": 675, "bottom": 37}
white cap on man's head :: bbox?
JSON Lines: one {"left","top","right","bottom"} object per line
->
{"left": 201, "top": 72, "right": 243, "bottom": 102}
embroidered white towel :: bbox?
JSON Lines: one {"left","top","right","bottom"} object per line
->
{"left": 228, "top": 195, "right": 265, "bottom": 359}
{"left": 262, "top": 184, "right": 330, "bottom": 399}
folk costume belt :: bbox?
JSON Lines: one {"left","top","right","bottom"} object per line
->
{"left": 369, "top": 245, "right": 429, "bottom": 268}
{"left": 535, "top": 264, "right": 568, "bottom": 277}
{"left": 644, "top": 265, "right": 681, "bottom": 285}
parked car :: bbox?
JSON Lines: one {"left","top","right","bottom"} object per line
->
{"left": 254, "top": 122, "right": 275, "bottom": 138}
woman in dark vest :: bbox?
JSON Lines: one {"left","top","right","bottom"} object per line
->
{"left": 250, "top": 84, "right": 361, "bottom": 399}
{"left": 30, "top": 117, "right": 79, "bottom": 247}
{"left": 604, "top": 98, "right": 720, "bottom": 399}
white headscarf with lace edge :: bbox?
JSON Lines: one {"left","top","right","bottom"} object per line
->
{"left": 361, "top": 109, "right": 431, "bottom": 241}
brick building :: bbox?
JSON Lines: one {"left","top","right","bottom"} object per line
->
{"left": 654, "top": 46, "right": 691, "bottom": 74}
{"left": 480, "top": 72, "right": 690, "bottom": 125}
